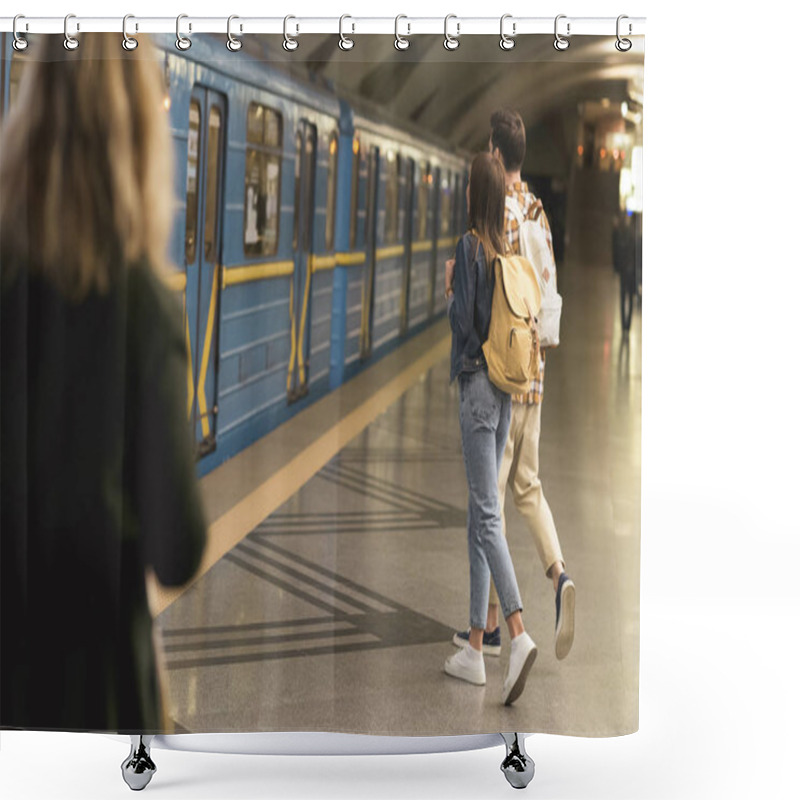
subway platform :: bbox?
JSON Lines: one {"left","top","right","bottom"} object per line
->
{"left": 153, "top": 254, "right": 641, "bottom": 738}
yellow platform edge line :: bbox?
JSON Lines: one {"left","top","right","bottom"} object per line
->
{"left": 147, "top": 330, "right": 451, "bottom": 617}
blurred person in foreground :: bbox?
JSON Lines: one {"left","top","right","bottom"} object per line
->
{"left": 0, "top": 34, "right": 206, "bottom": 734}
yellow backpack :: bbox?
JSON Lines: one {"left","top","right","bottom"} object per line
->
{"left": 482, "top": 254, "right": 542, "bottom": 395}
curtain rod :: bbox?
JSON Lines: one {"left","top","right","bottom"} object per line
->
{"left": 0, "top": 16, "right": 646, "bottom": 37}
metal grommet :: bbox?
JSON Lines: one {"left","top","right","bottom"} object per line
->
{"left": 227, "top": 15, "right": 243, "bottom": 51}
{"left": 443, "top": 14, "right": 460, "bottom": 51}
{"left": 553, "top": 14, "right": 570, "bottom": 51}
{"left": 122, "top": 14, "right": 138, "bottom": 51}
{"left": 339, "top": 15, "right": 354, "bottom": 51}
{"left": 499, "top": 14, "right": 515, "bottom": 51}
{"left": 616, "top": 15, "right": 633, "bottom": 52}
{"left": 176, "top": 14, "right": 192, "bottom": 51}
{"left": 394, "top": 15, "right": 410, "bottom": 50}
{"left": 12, "top": 15, "right": 29, "bottom": 52}
{"left": 63, "top": 13, "right": 79, "bottom": 51}
{"left": 283, "top": 15, "right": 299, "bottom": 52}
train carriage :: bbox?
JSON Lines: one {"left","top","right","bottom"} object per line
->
{"left": 0, "top": 33, "right": 469, "bottom": 477}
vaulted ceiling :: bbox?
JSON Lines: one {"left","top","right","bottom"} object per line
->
{"left": 238, "top": 33, "right": 644, "bottom": 155}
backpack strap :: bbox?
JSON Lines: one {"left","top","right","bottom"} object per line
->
{"left": 505, "top": 195, "right": 525, "bottom": 227}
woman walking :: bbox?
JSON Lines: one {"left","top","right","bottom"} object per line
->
{"left": 444, "top": 152, "right": 537, "bottom": 705}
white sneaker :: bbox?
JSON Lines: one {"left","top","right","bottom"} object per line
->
{"left": 555, "top": 574, "right": 576, "bottom": 661}
{"left": 444, "top": 645, "right": 486, "bottom": 686}
{"left": 502, "top": 632, "right": 537, "bottom": 706}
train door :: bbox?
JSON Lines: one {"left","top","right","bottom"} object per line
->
{"left": 428, "top": 167, "right": 442, "bottom": 315}
{"left": 359, "top": 145, "right": 380, "bottom": 359}
{"left": 185, "top": 87, "right": 226, "bottom": 456}
{"left": 400, "top": 157, "right": 416, "bottom": 335}
{"left": 288, "top": 120, "right": 317, "bottom": 402}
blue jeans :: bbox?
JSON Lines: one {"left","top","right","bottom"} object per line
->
{"left": 458, "top": 369, "right": 523, "bottom": 629}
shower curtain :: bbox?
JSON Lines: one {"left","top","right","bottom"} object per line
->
{"left": 0, "top": 27, "right": 643, "bottom": 739}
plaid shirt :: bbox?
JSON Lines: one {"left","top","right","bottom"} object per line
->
{"left": 505, "top": 182, "right": 554, "bottom": 405}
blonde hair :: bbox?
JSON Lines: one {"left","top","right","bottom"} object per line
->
{"left": 0, "top": 34, "right": 173, "bottom": 299}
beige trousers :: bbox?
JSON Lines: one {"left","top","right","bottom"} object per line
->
{"left": 489, "top": 398, "right": 564, "bottom": 607}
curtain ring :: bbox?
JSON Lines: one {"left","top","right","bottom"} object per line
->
{"left": 616, "top": 15, "right": 633, "bottom": 52}
{"left": 339, "top": 15, "right": 355, "bottom": 51}
{"left": 553, "top": 14, "right": 570, "bottom": 51}
{"left": 499, "top": 14, "right": 515, "bottom": 51}
{"left": 122, "top": 15, "right": 138, "bottom": 51}
{"left": 443, "top": 14, "right": 460, "bottom": 51}
{"left": 227, "top": 15, "right": 243, "bottom": 51}
{"left": 63, "top": 13, "right": 79, "bottom": 51}
{"left": 283, "top": 15, "right": 299, "bottom": 51}
{"left": 176, "top": 14, "right": 192, "bottom": 50}
{"left": 12, "top": 15, "right": 29, "bottom": 52}
{"left": 394, "top": 15, "right": 410, "bottom": 51}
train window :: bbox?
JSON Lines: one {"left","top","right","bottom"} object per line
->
{"left": 453, "top": 174, "right": 463, "bottom": 233}
{"left": 244, "top": 102, "right": 282, "bottom": 256}
{"left": 204, "top": 106, "right": 223, "bottom": 259}
{"left": 325, "top": 133, "right": 338, "bottom": 251}
{"left": 302, "top": 128, "right": 317, "bottom": 252}
{"left": 292, "top": 131, "right": 302, "bottom": 251}
{"left": 384, "top": 152, "right": 400, "bottom": 245}
{"left": 185, "top": 100, "right": 201, "bottom": 263}
{"left": 439, "top": 171, "right": 452, "bottom": 236}
{"left": 417, "top": 162, "right": 432, "bottom": 240}
{"left": 404, "top": 157, "right": 415, "bottom": 239}
{"left": 349, "top": 136, "right": 361, "bottom": 249}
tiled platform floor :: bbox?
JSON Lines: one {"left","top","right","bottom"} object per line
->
{"left": 157, "top": 257, "right": 641, "bottom": 737}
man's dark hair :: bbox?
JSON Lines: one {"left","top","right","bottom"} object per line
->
{"left": 490, "top": 109, "right": 526, "bottom": 172}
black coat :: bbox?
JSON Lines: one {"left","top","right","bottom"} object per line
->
{"left": 1, "top": 261, "right": 206, "bottom": 733}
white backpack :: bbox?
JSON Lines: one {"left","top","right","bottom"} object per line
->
{"left": 506, "top": 195, "right": 562, "bottom": 348}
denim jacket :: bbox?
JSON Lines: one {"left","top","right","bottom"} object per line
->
{"left": 448, "top": 232, "right": 495, "bottom": 382}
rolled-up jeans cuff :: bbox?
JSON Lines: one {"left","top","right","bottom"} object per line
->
{"left": 501, "top": 601, "right": 523, "bottom": 620}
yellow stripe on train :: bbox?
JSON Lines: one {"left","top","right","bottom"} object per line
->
{"left": 223, "top": 261, "right": 295, "bottom": 288}
{"left": 168, "top": 242, "right": 455, "bottom": 291}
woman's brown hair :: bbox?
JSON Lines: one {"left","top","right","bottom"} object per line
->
{"left": 0, "top": 34, "right": 174, "bottom": 299}
{"left": 467, "top": 151, "right": 508, "bottom": 267}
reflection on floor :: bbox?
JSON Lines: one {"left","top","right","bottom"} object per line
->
{"left": 157, "top": 257, "right": 641, "bottom": 738}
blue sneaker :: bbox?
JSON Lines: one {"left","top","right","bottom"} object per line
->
{"left": 452, "top": 626, "right": 501, "bottom": 657}
{"left": 555, "top": 573, "right": 575, "bottom": 660}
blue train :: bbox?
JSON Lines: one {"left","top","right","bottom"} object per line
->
{"left": 0, "top": 34, "right": 469, "bottom": 475}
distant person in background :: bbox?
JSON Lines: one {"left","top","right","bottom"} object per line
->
{"left": 452, "top": 109, "right": 576, "bottom": 663}
{"left": 633, "top": 211, "right": 643, "bottom": 310}
{"left": 443, "top": 152, "right": 538, "bottom": 706}
{"left": 613, "top": 210, "right": 637, "bottom": 333}
{"left": 1, "top": 34, "right": 206, "bottom": 733}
